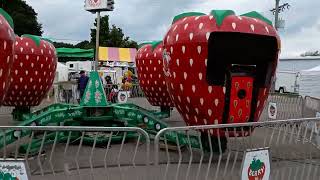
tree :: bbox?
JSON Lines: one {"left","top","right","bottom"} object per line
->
{"left": 75, "top": 40, "right": 94, "bottom": 49}
{"left": 2, "top": 0, "right": 43, "bottom": 36}
{"left": 90, "top": 15, "right": 138, "bottom": 49}
{"left": 53, "top": 42, "right": 74, "bottom": 48}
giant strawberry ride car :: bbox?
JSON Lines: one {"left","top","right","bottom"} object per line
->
{"left": 162, "top": 10, "right": 280, "bottom": 150}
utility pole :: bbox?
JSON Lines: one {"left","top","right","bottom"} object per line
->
{"left": 95, "top": 12, "right": 101, "bottom": 71}
{"left": 274, "top": 0, "right": 280, "bottom": 30}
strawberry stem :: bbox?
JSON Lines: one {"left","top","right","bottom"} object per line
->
{"left": 0, "top": 8, "right": 14, "bottom": 29}
{"left": 172, "top": 12, "right": 205, "bottom": 24}
{"left": 210, "top": 10, "right": 235, "bottom": 27}
{"left": 241, "top": 11, "right": 273, "bottom": 26}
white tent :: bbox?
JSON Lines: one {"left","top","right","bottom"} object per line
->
{"left": 55, "top": 62, "right": 69, "bottom": 82}
{"left": 299, "top": 65, "right": 320, "bottom": 98}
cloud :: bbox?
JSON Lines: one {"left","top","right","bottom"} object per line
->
{"left": 25, "top": 0, "right": 320, "bottom": 56}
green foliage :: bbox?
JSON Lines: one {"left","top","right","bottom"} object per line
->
{"left": 53, "top": 42, "right": 75, "bottom": 48}
{"left": 2, "top": 0, "right": 43, "bottom": 36}
{"left": 74, "top": 40, "right": 94, "bottom": 49}
{"left": 90, "top": 15, "right": 138, "bottom": 49}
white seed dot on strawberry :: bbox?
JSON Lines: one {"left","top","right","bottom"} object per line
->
{"left": 184, "top": 23, "right": 188, "bottom": 30}
{"left": 189, "top": 59, "right": 193, "bottom": 67}
{"left": 199, "top": 23, "right": 204, "bottom": 30}
{"left": 223, "top": 87, "right": 226, "bottom": 94}
{"left": 189, "top": 33, "right": 194, "bottom": 41}
{"left": 215, "top": 99, "right": 219, "bottom": 106}
{"left": 3, "top": 41, "right": 6, "bottom": 50}
{"left": 238, "top": 16, "right": 242, "bottom": 20}
{"left": 182, "top": 17, "right": 187, "bottom": 22}
{"left": 158, "top": 60, "right": 161, "bottom": 64}
{"left": 195, "top": 16, "right": 200, "bottom": 21}
{"left": 204, "top": 119, "right": 207, "bottom": 124}
{"left": 208, "top": 86, "right": 213, "bottom": 93}
{"left": 178, "top": 96, "right": 181, "bottom": 102}
{"left": 265, "top": 26, "right": 269, "bottom": 33}
{"left": 2, "top": 82, "right": 5, "bottom": 89}
{"left": 199, "top": 73, "right": 203, "bottom": 80}
{"left": 162, "top": 81, "right": 165, "bottom": 85}
{"left": 197, "top": 46, "right": 202, "bottom": 54}
{"left": 182, "top": 46, "right": 186, "bottom": 54}
{"left": 184, "top": 72, "right": 187, "bottom": 80}
{"left": 180, "top": 84, "right": 183, "bottom": 91}
{"left": 205, "top": 59, "right": 208, "bottom": 67}
{"left": 20, "top": 47, "right": 23, "bottom": 52}
{"left": 209, "top": 16, "right": 213, "bottom": 20}
{"left": 170, "top": 46, "right": 173, "bottom": 54}
{"left": 15, "top": 70, "right": 18, "bottom": 75}
{"left": 0, "top": 69, "right": 2, "bottom": 77}
{"left": 194, "top": 116, "right": 198, "bottom": 123}
{"left": 146, "top": 53, "right": 149, "bottom": 58}
{"left": 173, "top": 25, "right": 178, "bottom": 32}
{"left": 175, "top": 34, "right": 179, "bottom": 42}
{"left": 232, "top": 22, "right": 237, "bottom": 30}
{"left": 208, "top": 109, "right": 212, "bottom": 116}
{"left": 200, "top": 98, "right": 204, "bottom": 105}
{"left": 167, "top": 36, "right": 170, "bottom": 43}
{"left": 250, "top": 24, "right": 255, "bottom": 32}
{"left": 192, "top": 85, "right": 196, "bottom": 92}
{"left": 206, "top": 32, "right": 210, "bottom": 40}
{"left": 173, "top": 72, "right": 176, "bottom": 79}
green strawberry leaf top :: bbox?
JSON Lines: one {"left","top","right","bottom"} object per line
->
{"left": 250, "top": 158, "right": 264, "bottom": 171}
{"left": 172, "top": 12, "right": 206, "bottom": 24}
{"left": 0, "top": 8, "right": 14, "bottom": 29}
{"left": 22, "top": 34, "right": 42, "bottom": 46}
{"left": 171, "top": 9, "right": 273, "bottom": 28}
{"left": 138, "top": 41, "right": 162, "bottom": 51}
{"left": 210, "top": 10, "right": 235, "bottom": 27}
{"left": 241, "top": 11, "right": 273, "bottom": 26}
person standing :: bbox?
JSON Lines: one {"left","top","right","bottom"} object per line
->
{"left": 78, "top": 71, "right": 89, "bottom": 101}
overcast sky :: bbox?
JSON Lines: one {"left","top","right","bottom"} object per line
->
{"left": 25, "top": 0, "right": 320, "bottom": 58}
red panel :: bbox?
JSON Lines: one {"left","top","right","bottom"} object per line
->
{"left": 227, "top": 76, "right": 253, "bottom": 123}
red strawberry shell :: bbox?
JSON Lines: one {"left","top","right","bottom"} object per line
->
{"left": 0, "top": 9, "right": 15, "bottom": 104}
{"left": 136, "top": 41, "right": 174, "bottom": 107}
{"left": 163, "top": 10, "right": 280, "bottom": 131}
{"left": 3, "top": 35, "right": 57, "bottom": 107}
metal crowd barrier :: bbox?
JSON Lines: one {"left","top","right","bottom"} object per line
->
{"left": 154, "top": 118, "right": 320, "bottom": 180}
{"left": 0, "top": 126, "right": 150, "bottom": 180}
{"left": 259, "top": 93, "right": 304, "bottom": 121}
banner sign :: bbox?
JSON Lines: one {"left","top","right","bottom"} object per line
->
{"left": 241, "top": 148, "right": 271, "bottom": 180}
{"left": 84, "top": 0, "right": 109, "bottom": 11}
{"left": 0, "top": 160, "right": 29, "bottom": 180}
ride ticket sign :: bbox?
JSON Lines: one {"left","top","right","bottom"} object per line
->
{"left": 241, "top": 148, "right": 271, "bottom": 180}
{"left": 0, "top": 159, "right": 29, "bottom": 180}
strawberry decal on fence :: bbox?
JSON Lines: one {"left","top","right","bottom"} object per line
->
{"left": 248, "top": 158, "right": 266, "bottom": 180}
{"left": 3, "top": 35, "right": 57, "bottom": 107}
{"left": 136, "top": 41, "right": 174, "bottom": 107}
{"left": 162, "top": 10, "right": 280, "bottom": 133}
{"left": 0, "top": 8, "right": 15, "bottom": 105}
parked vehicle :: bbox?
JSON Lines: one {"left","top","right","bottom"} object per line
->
{"left": 275, "top": 71, "right": 300, "bottom": 93}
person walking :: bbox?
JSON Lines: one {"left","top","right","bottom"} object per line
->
{"left": 78, "top": 71, "right": 89, "bottom": 101}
